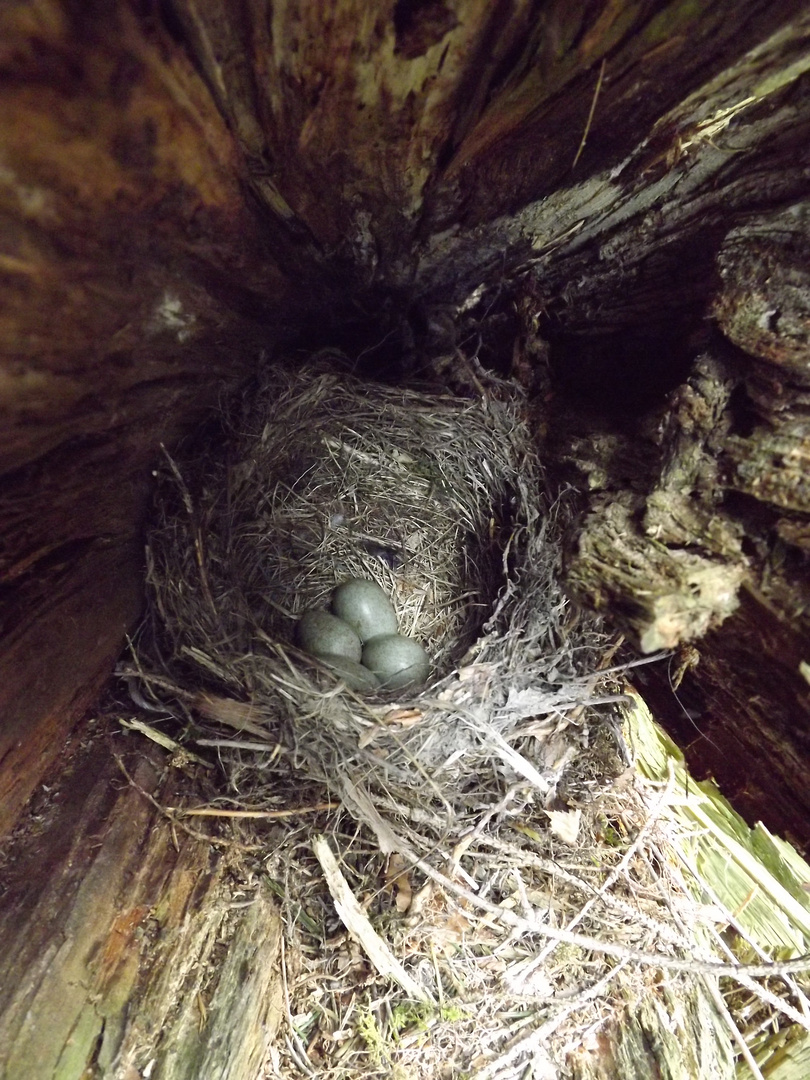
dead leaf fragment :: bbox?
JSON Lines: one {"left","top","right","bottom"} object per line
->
{"left": 545, "top": 807, "right": 582, "bottom": 845}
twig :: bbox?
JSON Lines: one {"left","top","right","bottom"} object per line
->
{"left": 160, "top": 444, "right": 217, "bottom": 616}
{"left": 572, "top": 58, "right": 606, "bottom": 169}
{"left": 313, "top": 835, "right": 434, "bottom": 1004}
{"left": 120, "top": 717, "right": 212, "bottom": 767}
{"left": 531, "top": 759, "right": 676, "bottom": 969}
{"left": 705, "top": 976, "right": 767, "bottom": 1080}
{"left": 177, "top": 802, "right": 338, "bottom": 819}
{"left": 473, "top": 961, "right": 630, "bottom": 1080}
{"left": 413, "top": 854, "right": 810, "bottom": 978}
{"left": 280, "top": 931, "right": 317, "bottom": 1076}
{"left": 195, "top": 737, "right": 283, "bottom": 752}
{"left": 114, "top": 754, "right": 267, "bottom": 852}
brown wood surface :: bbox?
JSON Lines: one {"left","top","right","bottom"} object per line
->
{"left": 0, "top": 726, "right": 283, "bottom": 1080}
{"left": 1, "top": 2, "right": 810, "bottom": 1078}
{"left": 637, "top": 586, "right": 810, "bottom": 852}
{"left": 0, "top": 5, "right": 809, "bottom": 1070}
{"left": 168, "top": 0, "right": 807, "bottom": 274}
{"left": 0, "top": 1, "right": 311, "bottom": 831}
{"left": 2, "top": 0, "right": 808, "bottom": 836}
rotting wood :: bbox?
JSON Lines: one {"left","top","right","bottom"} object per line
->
{"left": 0, "top": 1, "right": 810, "bottom": 1077}
{"left": 0, "top": 731, "right": 283, "bottom": 1080}
{"left": 713, "top": 203, "right": 810, "bottom": 378}
{"left": 168, "top": 0, "right": 807, "bottom": 273}
{"left": 561, "top": 354, "right": 748, "bottom": 652}
{"left": 417, "top": 14, "right": 810, "bottom": 312}
{"left": 568, "top": 977, "right": 736, "bottom": 1080}
{"left": 566, "top": 496, "right": 746, "bottom": 653}
{"left": 637, "top": 585, "right": 810, "bottom": 851}
{"left": 0, "top": 538, "right": 142, "bottom": 836}
{"left": 2, "top": 1, "right": 808, "bottom": 834}
{"left": 0, "top": 0, "right": 313, "bottom": 830}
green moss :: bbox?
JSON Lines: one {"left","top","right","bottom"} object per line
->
{"left": 644, "top": 0, "right": 709, "bottom": 46}
{"left": 356, "top": 1003, "right": 389, "bottom": 1068}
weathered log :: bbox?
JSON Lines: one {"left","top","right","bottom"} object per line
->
{"left": 560, "top": 354, "right": 746, "bottom": 650}
{"left": 168, "top": 0, "right": 807, "bottom": 278}
{"left": 569, "top": 978, "right": 735, "bottom": 1080}
{"left": 556, "top": 227, "right": 810, "bottom": 844}
{"left": 2, "top": 1, "right": 808, "bottom": 832}
{"left": 713, "top": 204, "right": 810, "bottom": 378}
{"left": 0, "top": 731, "right": 283, "bottom": 1080}
{"left": 635, "top": 583, "right": 810, "bottom": 850}
{"left": 419, "top": 16, "right": 810, "bottom": 311}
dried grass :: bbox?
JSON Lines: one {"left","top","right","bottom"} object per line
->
{"left": 123, "top": 357, "right": 810, "bottom": 1079}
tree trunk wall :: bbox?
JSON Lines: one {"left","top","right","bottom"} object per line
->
{"left": 0, "top": 730, "right": 283, "bottom": 1080}
{"left": 2, "top": 7, "right": 810, "bottom": 1076}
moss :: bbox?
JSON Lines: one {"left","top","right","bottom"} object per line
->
{"left": 356, "top": 1003, "right": 390, "bottom": 1068}
{"left": 644, "top": 0, "right": 710, "bottom": 47}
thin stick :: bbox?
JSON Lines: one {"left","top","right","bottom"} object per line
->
{"left": 531, "top": 761, "right": 676, "bottom": 970}
{"left": 472, "top": 961, "right": 630, "bottom": 1080}
{"left": 413, "top": 854, "right": 810, "bottom": 978}
{"left": 120, "top": 717, "right": 212, "bottom": 767}
{"left": 195, "top": 738, "right": 280, "bottom": 752}
{"left": 177, "top": 803, "right": 338, "bottom": 818}
{"left": 280, "top": 931, "right": 317, "bottom": 1077}
{"left": 572, "top": 58, "right": 606, "bottom": 169}
{"left": 313, "top": 834, "right": 434, "bottom": 1004}
{"left": 115, "top": 755, "right": 267, "bottom": 852}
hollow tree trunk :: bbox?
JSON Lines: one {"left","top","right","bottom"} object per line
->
{"left": 2, "top": 1, "right": 810, "bottom": 1077}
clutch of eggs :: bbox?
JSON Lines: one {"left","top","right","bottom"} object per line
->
{"left": 296, "top": 578, "right": 429, "bottom": 692}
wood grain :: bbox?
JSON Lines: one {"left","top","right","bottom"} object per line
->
{"left": 0, "top": 733, "right": 283, "bottom": 1080}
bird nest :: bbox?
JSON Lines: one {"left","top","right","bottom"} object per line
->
{"left": 123, "top": 358, "right": 810, "bottom": 1078}
{"left": 133, "top": 360, "right": 615, "bottom": 841}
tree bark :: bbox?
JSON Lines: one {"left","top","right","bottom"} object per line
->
{"left": 2, "top": 0, "right": 808, "bottom": 831}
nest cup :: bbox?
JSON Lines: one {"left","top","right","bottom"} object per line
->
{"left": 141, "top": 361, "right": 603, "bottom": 833}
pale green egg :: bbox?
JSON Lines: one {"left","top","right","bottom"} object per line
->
{"left": 362, "top": 633, "right": 430, "bottom": 690}
{"left": 331, "top": 578, "right": 398, "bottom": 642}
{"left": 313, "top": 654, "right": 381, "bottom": 692}
{"left": 297, "top": 609, "right": 362, "bottom": 662}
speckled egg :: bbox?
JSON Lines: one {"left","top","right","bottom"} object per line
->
{"left": 331, "top": 578, "right": 398, "bottom": 642}
{"left": 314, "top": 654, "right": 381, "bottom": 692}
{"left": 297, "top": 609, "right": 362, "bottom": 662}
{"left": 361, "top": 633, "right": 430, "bottom": 690}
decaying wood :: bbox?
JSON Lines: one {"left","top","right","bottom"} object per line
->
{"left": 2, "top": 2, "right": 810, "bottom": 1072}
{"left": 635, "top": 584, "right": 810, "bottom": 850}
{"left": 168, "top": 0, "right": 807, "bottom": 280}
{"left": 569, "top": 978, "right": 736, "bottom": 1080}
{"left": 566, "top": 496, "right": 746, "bottom": 653}
{"left": 419, "top": 13, "right": 810, "bottom": 310}
{"left": 554, "top": 229, "right": 810, "bottom": 842}
{"left": 0, "top": 731, "right": 282, "bottom": 1080}
{"left": 2, "top": 0, "right": 809, "bottom": 832}
{"left": 560, "top": 355, "right": 746, "bottom": 651}
{"left": 713, "top": 204, "right": 810, "bottom": 377}
{"left": 0, "top": 1, "right": 310, "bottom": 830}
